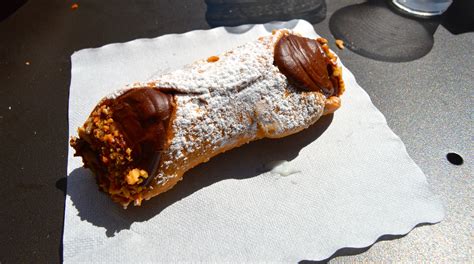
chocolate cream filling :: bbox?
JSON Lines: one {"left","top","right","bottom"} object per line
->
{"left": 274, "top": 34, "right": 342, "bottom": 97}
{"left": 110, "top": 88, "right": 172, "bottom": 185}
{"left": 71, "top": 88, "right": 174, "bottom": 205}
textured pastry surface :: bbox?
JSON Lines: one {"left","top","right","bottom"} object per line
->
{"left": 71, "top": 29, "right": 344, "bottom": 207}
{"left": 141, "top": 30, "right": 332, "bottom": 202}
{"left": 154, "top": 34, "right": 322, "bottom": 164}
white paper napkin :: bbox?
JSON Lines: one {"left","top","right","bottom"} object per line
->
{"left": 64, "top": 19, "right": 444, "bottom": 262}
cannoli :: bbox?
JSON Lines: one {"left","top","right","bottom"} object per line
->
{"left": 70, "top": 30, "right": 345, "bottom": 208}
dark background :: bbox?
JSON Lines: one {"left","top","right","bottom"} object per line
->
{"left": 0, "top": 0, "right": 472, "bottom": 262}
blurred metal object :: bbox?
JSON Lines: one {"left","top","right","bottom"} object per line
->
{"left": 205, "top": 0, "right": 326, "bottom": 27}
{"left": 391, "top": 0, "right": 452, "bottom": 16}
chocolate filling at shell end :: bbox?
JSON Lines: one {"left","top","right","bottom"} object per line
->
{"left": 70, "top": 88, "right": 174, "bottom": 206}
{"left": 274, "top": 34, "right": 344, "bottom": 97}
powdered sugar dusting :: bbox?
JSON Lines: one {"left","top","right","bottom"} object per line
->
{"left": 141, "top": 30, "right": 326, "bottom": 184}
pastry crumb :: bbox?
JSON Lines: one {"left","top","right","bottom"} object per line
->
{"left": 316, "top": 37, "right": 328, "bottom": 45}
{"left": 335, "top": 39, "right": 344, "bottom": 50}
{"left": 71, "top": 3, "right": 79, "bottom": 10}
{"left": 125, "top": 168, "right": 148, "bottom": 185}
{"left": 207, "top": 56, "right": 219, "bottom": 63}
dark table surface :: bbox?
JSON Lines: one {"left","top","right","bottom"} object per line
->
{"left": 1, "top": 0, "right": 472, "bottom": 262}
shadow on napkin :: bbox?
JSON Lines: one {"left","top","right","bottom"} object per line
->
{"left": 299, "top": 223, "right": 434, "bottom": 263}
{"left": 68, "top": 114, "right": 333, "bottom": 237}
